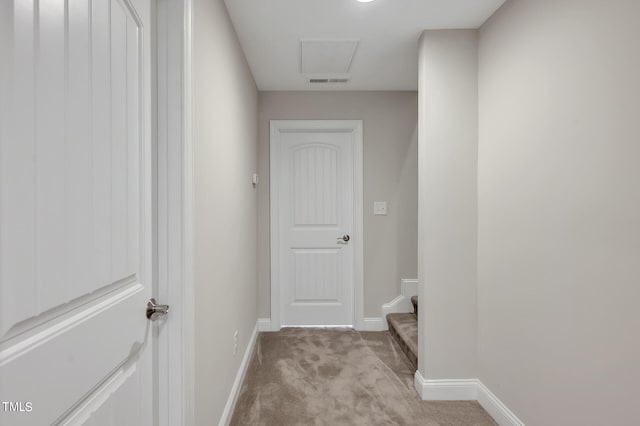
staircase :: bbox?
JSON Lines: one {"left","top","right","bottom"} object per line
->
{"left": 386, "top": 296, "right": 418, "bottom": 369}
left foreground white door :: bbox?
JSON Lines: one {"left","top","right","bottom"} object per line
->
{"left": 0, "top": 0, "right": 154, "bottom": 424}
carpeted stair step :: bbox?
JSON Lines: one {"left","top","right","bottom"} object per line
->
{"left": 411, "top": 296, "right": 418, "bottom": 317}
{"left": 386, "top": 312, "right": 418, "bottom": 369}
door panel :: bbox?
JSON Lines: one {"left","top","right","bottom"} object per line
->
{"left": 292, "top": 145, "right": 338, "bottom": 226}
{"left": 277, "top": 130, "right": 355, "bottom": 326}
{"left": 292, "top": 249, "right": 340, "bottom": 301}
{"left": 0, "top": 0, "right": 153, "bottom": 424}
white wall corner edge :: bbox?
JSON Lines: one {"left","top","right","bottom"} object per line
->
{"left": 218, "top": 322, "right": 259, "bottom": 426}
{"left": 413, "top": 371, "right": 525, "bottom": 426}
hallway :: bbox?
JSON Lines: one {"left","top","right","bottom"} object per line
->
{"left": 2, "top": 0, "right": 638, "bottom": 424}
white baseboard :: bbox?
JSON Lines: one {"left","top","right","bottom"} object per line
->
{"left": 476, "top": 380, "right": 525, "bottom": 426}
{"left": 401, "top": 279, "right": 419, "bottom": 296}
{"left": 259, "top": 317, "right": 385, "bottom": 332}
{"left": 414, "top": 371, "right": 524, "bottom": 426}
{"left": 361, "top": 317, "right": 384, "bottom": 331}
{"left": 414, "top": 372, "right": 478, "bottom": 400}
{"left": 380, "top": 279, "right": 418, "bottom": 330}
{"left": 218, "top": 322, "right": 259, "bottom": 426}
{"left": 257, "top": 317, "right": 274, "bottom": 332}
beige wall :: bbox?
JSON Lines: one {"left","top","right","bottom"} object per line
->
{"left": 257, "top": 91, "right": 418, "bottom": 318}
{"left": 417, "top": 30, "right": 479, "bottom": 379}
{"left": 192, "top": 0, "right": 258, "bottom": 423}
{"left": 478, "top": 0, "right": 640, "bottom": 424}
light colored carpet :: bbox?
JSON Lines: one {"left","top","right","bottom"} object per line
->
{"left": 387, "top": 313, "right": 418, "bottom": 369}
{"left": 230, "top": 328, "right": 496, "bottom": 426}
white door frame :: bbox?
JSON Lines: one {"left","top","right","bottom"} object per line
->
{"left": 156, "top": 0, "right": 194, "bottom": 424}
{"left": 270, "top": 120, "right": 364, "bottom": 331}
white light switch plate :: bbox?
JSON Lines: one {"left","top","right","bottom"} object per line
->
{"left": 373, "top": 201, "right": 387, "bottom": 216}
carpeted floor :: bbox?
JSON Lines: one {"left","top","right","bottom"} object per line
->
{"left": 230, "top": 328, "right": 496, "bottom": 426}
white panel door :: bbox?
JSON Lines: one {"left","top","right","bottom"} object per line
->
{"left": 0, "top": 0, "right": 154, "bottom": 424}
{"left": 273, "top": 122, "right": 361, "bottom": 326}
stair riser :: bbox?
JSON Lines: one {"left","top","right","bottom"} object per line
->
{"left": 386, "top": 313, "right": 418, "bottom": 370}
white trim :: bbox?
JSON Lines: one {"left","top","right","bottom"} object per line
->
{"left": 380, "top": 278, "right": 418, "bottom": 330}
{"left": 257, "top": 318, "right": 274, "bottom": 332}
{"left": 269, "top": 122, "right": 281, "bottom": 332}
{"left": 218, "top": 323, "right": 260, "bottom": 426}
{"left": 413, "top": 372, "right": 525, "bottom": 426}
{"left": 413, "top": 371, "right": 428, "bottom": 398}
{"left": 182, "top": 0, "right": 195, "bottom": 423}
{"left": 361, "top": 317, "right": 384, "bottom": 331}
{"left": 414, "top": 374, "right": 478, "bottom": 400}
{"left": 283, "top": 324, "right": 354, "bottom": 328}
{"left": 156, "top": 0, "right": 194, "bottom": 424}
{"left": 269, "top": 120, "right": 364, "bottom": 331}
{"left": 381, "top": 296, "right": 403, "bottom": 316}
{"left": 352, "top": 123, "right": 364, "bottom": 330}
{"left": 401, "top": 279, "right": 419, "bottom": 297}
{"left": 476, "top": 381, "right": 525, "bottom": 426}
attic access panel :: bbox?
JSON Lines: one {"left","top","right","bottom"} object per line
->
{"left": 300, "top": 39, "right": 359, "bottom": 74}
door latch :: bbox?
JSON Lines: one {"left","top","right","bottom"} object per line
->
{"left": 146, "top": 298, "right": 170, "bottom": 320}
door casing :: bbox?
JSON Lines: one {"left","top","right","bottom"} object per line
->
{"left": 269, "top": 120, "right": 364, "bottom": 331}
{"left": 156, "top": 0, "right": 195, "bottom": 424}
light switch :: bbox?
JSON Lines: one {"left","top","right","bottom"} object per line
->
{"left": 373, "top": 201, "right": 387, "bottom": 216}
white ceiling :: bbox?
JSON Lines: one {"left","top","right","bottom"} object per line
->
{"left": 223, "top": 0, "right": 506, "bottom": 91}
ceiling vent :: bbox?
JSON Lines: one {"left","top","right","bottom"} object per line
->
{"left": 301, "top": 39, "right": 359, "bottom": 74}
{"left": 309, "top": 77, "right": 350, "bottom": 84}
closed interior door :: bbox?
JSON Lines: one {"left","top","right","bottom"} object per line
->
{"left": 272, "top": 121, "right": 361, "bottom": 326}
{"left": 0, "top": 0, "right": 154, "bottom": 424}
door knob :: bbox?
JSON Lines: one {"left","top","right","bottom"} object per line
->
{"left": 146, "top": 298, "right": 170, "bottom": 320}
{"left": 337, "top": 234, "right": 350, "bottom": 242}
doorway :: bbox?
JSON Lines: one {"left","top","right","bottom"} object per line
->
{"left": 270, "top": 120, "right": 364, "bottom": 329}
